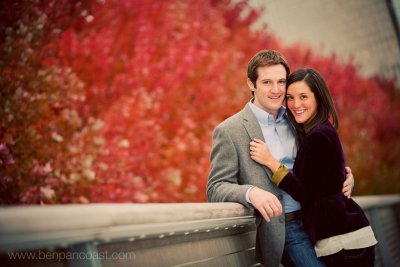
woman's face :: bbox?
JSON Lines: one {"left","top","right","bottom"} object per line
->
{"left": 286, "top": 81, "right": 318, "bottom": 125}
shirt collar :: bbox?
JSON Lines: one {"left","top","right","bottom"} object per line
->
{"left": 249, "top": 100, "right": 287, "bottom": 125}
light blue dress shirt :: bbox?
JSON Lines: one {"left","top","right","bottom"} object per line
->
{"left": 249, "top": 101, "right": 301, "bottom": 213}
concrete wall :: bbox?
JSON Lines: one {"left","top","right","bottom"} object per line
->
{"left": 250, "top": 0, "right": 400, "bottom": 87}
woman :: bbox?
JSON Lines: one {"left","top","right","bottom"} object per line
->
{"left": 249, "top": 68, "right": 377, "bottom": 266}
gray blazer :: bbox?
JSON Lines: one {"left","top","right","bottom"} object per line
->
{"left": 207, "top": 103, "right": 286, "bottom": 267}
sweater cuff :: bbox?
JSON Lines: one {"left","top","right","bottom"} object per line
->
{"left": 272, "top": 164, "right": 289, "bottom": 186}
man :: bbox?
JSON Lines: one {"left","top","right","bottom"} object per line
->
{"left": 206, "top": 50, "right": 353, "bottom": 267}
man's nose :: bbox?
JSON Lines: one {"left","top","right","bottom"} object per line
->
{"left": 270, "top": 83, "right": 279, "bottom": 93}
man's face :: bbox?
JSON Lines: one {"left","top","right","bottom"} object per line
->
{"left": 247, "top": 64, "right": 287, "bottom": 118}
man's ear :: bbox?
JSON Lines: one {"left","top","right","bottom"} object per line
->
{"left": 247, "top": 78, "right": 256, "bottom": 92}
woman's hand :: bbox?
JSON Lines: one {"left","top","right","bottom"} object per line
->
{"left": 343, "top": 166, "right": 355, "bottom": 198}
{"left": 250, "top": 138, "right": 280, "bottom": 172}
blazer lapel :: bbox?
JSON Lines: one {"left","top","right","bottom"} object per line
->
{"left": 241, "top": 103, "right": 265, "bottom": 142}
{"left": 241, "top": 103, "right": 273, "bottom": 178}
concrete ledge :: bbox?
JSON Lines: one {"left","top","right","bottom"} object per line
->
{"left": 0, "top": 195, "right": 399, "bottom": 267}
{"left": 0, "top": 202, "right": 254, "bottom": 252}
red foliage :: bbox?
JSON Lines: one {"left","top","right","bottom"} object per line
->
{"left": 1, "top": 0, "right": 399, "bottom": 204}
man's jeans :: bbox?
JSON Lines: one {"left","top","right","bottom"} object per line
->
{"left": 281, "top": 220, "right": 325, "bottom": 267}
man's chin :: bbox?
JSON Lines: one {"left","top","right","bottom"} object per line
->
{"left": 267, "top": 102, "right": 283, "bottom": 109}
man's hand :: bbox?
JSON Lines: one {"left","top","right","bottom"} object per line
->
{"left": 343, "top": 166, "right": 355, "bottom": 199}
{"left": 249, "top": 187, "right": 282, "bottom": 222}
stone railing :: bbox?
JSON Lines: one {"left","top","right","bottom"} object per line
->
{"left": 0, "top": 195, "right": 399, "bottom": 267}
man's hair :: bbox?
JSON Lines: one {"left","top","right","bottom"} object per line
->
{"left": 286, "top": 68, "right": 339, "bottom": 136}
{"left": 247, "top": 50, "right": 291, "bottom": 87}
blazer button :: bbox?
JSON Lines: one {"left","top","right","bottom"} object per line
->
{"left": 278, "top": 195, "right": 283, "bottom": 200}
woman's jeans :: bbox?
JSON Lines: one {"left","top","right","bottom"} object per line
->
{"left": 281, "top": 220, "right": 325, "bottom": 267}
